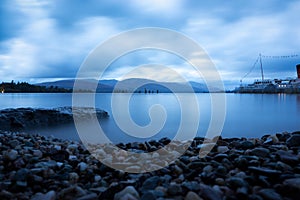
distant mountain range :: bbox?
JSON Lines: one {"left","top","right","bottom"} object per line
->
{"left": 36, "top": 78, "right": 223, "bottom": 93}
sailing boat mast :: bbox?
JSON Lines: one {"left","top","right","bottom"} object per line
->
{"left": 259, "top": 53, "right": 264, "bottom": 81}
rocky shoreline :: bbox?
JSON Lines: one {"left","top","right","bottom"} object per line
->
{"left": 1, "top": 131, "right": 300, "bottom": 200}
{"left": 0, "top": 107, "right": 109, "bottom": 131}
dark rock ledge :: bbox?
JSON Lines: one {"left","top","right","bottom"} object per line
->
{"left": 0, "top": 107, "right": 109, "bottom": 131}
{"left": 0, "top": 131, "right": 300, "bottom": 199}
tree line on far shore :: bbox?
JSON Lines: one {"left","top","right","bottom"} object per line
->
{"left": 0, "top": 81, "right": 71, "bottom": 93}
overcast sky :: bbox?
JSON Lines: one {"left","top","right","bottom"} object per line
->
{"left": 1, "top": 0, "right": 300, "bottom": 89}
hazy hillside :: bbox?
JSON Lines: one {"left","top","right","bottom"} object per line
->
{"left": 36, "top": 78, "right": 215, "bottom": 93}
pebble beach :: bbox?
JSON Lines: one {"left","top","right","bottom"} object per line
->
{"left": 1, "top": 130, "right": 300, "bottom": 200}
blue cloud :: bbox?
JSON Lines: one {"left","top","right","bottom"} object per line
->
{"left": 0, "top": 0, "right": 299, "bottom": 89}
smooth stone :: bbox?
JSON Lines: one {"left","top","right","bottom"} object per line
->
{"left": 248, "top": 167, "right": 281, "bottom": 177}
{"left": 167, "top": 184, "right": 182, "bottom": 196}
{"left": 0, "top": 190, "right": 14, "bottom": 199}
{"left": 275, "top": 161, "right": 293, "bottom": 171}
{"left": 276, "top": 150, "right": 299, "bottom": 165}
{"left": 239, "top": 141, "right": 255, "bottom": 149}
{"left": 4, "top": 149, "right": 18, "bottom": 161}
{"left": 58, "top": 186, "right": 87, "bottom": 199}
{"left": 8, "top": 139, "right": 19, "bottom": 148}
{"left": 181, "top": 181, "right": 201, "bottom": 191}
{"left": 214, "top": 154, "right": 229, "bottom": 162}
{"left": 78, "top": 162, "right": 88, "bottom": 171}
{"left": 141, "top": 176, "right": 160, "bottom": 191}
{"left": 31, "top": 191, "right": 56, "bottom": 200}
{"left": 286, "top": 135, "right": 300, "bottom": 147}
{"left": 32, "top": 150, "right": 43, "bottom": 158}
{"left": 69, "top": 155, "right": 78, "bottom": 161}
{"left": 264, "top": 135, "right": 279, "bottom": 144}
{"left": 217, "top": 146, "right": 229, "bottom": 153}
{"left": 76, "top": 193, "right": 98, "bottom": 200}
{"left": 69, "top": 172, "right": 79, "bottom": 183}
{"left": 203, "top": 165, "right": 213, "bottom": 173}
{"left": 185, "top": 191, "right": 203, "bottom": 200}
{"left": 258, "top": 189, "right": 281, "bottom": 200}
{"left": 15, "top": 168, "right": 30, "bottom": 181}
{"left": 141, "top": 191, "right": 156, "bottom": 200}
{"left": 226, "top": 177, "right": 247, "bottom": 189}
{"left": 114, "top": 186, "right": 140, "bottom": 200}
{"left": 215, "top": 178, "right": 225, "bottom": 186}
{"left": 283, "top": 177, "right": 300, "bottom": 191}
{"left": 16, "top": 181, "right": 27, "bottom": 187}
{"left": 35, "top": 160, "right": 57, "bottom": 168}
{"left": 199, "top": 184, "right": 222, "bottom": 200}
{"left": 94, "top": 175, "right": 102, "bottom": 182}
{"left": 250, "top": 147, "right": 270, "bottom": 157}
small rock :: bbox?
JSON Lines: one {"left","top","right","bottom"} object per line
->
{"left": 217, "top": 146, "right": 229, "bottom": 153}
{"left": 76, "top": 193, "right": 98, "bottom": 200}
{"left": 31, "top": 191, "right": 56, "bottom": 200}
{"left": 239, "top": 141, "right": 255, "bottom": 149}
{"left": 141, "top": 176, "right": 160, "bottom": 191}
{"left": 141, "top": 191, "right": 156, "bottom": 200}
{"left": 167, "top": 183, "right": 182, "bottom": 196}
{"left": 185, "top": 191, "right": 203, "bottom": 200}
{"left": 248, "top": 167, "right": 281, "bottom": 177}
{"left": 58, "top": 186, "right": 87, "bottom": 199}
{"left": 8, "top": 139, "right": 20, "bottom": 148}
{"left": 226, "top": 177, "right": 247, "bottom": 189}
{"left": 199, "top": 184, "right": 222, "bottom": 200}
{"left": 203, "top": 165, "right": 213, "bottom": 173}
{"left": 32, "top": 150, "right": 43, "bottom": 158}
{"left": 69, "top": 172, "right": 79, "bottom": 183}
{"left": 4, "top": 149, "right": 18, "bottom": 161}
{"left": 250, "top": 147, "right": 270, "bottom": 158}
{"left": 276, "top": 150, "right": 298, "bottom": 165}
{"left": 114, "top": 186, "right": 140, "bottom": 200}
{"left": 78, "top": 162, "right": 88, "bottom": 171}
{"left": 283, "top": 178, "right": 300, "bottom": 193}
{"left": 258, "top": 188, "right": 281, "bottom": 200}
{"left": 94, "top": 175, "right": 102, "bottom": 182}
{"left": 286, "top": 134, "right": 300, "bottom": 147}
{"left": 264, "top": 135, "right": 279, "bottom": 144}
{"left": 215, "top": 178, "right": 225, "bottom": 186}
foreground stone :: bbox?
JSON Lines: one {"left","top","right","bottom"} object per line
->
{"left": 0, "top": 107, "right": 109, "bottom": 131}
{"left": 0, "top": 131, "right": 300, "bottom": 199}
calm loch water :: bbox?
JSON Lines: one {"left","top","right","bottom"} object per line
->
{"left": 0, "top": 93, "right": 299, "bottom": 142}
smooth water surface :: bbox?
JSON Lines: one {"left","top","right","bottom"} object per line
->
{"left": 0, "top": 93, "right": 299, "bottom": 142}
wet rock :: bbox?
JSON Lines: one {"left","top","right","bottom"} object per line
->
{"left": 185, "top": 191, "right": 203, "bottom": 200}
{"left": 4, "top": 149, "right": 18, "bottom": 161}
{"left": 141, "top": 191, "right": 156, "bottom": 200}
{"left": 250, "top": 147, "right": 270, "bottom": 157}
{"left": 276, "top": 150, "right": 298, "bottom": 165}
{"left": 282, "top": 178, "right": 300, "bottom": 199}
{"left": 226, "top": 177, "right": 248, "bottom": 189}
{"left": 167, "top": 183, "right": 182, "bottom": 196}
{"left": 248, "top": 167, "right": 281, "bottom": 177}
{"left": 31, "top": 191, "right": 56, "bottom": 200}
{"left": 78, "top": 162, "right": 88, "bottom": 171}
{"left": 199, "top": 184, "right": 222, "bottom": 200}
{"left": 258, "top": 188, "right": 281, "bottom": 200}
{"left": 286, "top": 134, "right": 300, "bottom": 147}
{"left": 264, "top": 135, "right": 279, "bottom": 144}
{"left": 57, "top": 186, "right": 86, "bottom": 199}
{"left": 76, "top": 193, "right": 98, "bottom": 200}
{"left": 114, "top": 186, "right": 140, "bottom": 200}
{"left": 8, "top": 139, "right": 20, "bottom": 148}
{"left": 141, "top": 176, "right": 160, "bottom": 192}
{"left": 32, "top": 150, "right": 43, "bottom": 158}
{"left": 239, "top": 141, "right": 255, "bottom": 149}
{"left": 217, "top": 146, "right": 229, "bottom": 153}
